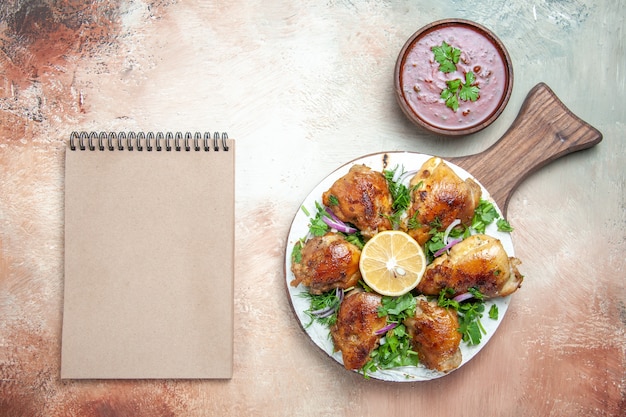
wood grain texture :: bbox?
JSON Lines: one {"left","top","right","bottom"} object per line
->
{"left": 449, "top": 83, "right": 603, "bottom": 216}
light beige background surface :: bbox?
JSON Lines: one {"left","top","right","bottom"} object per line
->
{"left": 0, "top": 1, "right": 624, "bottom": 416}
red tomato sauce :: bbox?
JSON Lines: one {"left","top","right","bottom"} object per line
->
{"left": 399, "top": 24, "right": 509, "bottom": 131}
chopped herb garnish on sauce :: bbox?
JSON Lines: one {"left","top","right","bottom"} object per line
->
{"left": 432, "top": 41, "right": 481, "bottom": 112}
{"left": 440, "top": 71, "right": 480, "bottom": 112}
{"left": 459, "top": 71, "right": 480, "bottom": 102}
{"left": 431, "top": 41, "right": 461, "bottom": 73}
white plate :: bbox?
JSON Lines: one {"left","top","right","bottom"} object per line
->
{"left": 284, "top": 152, "right": 514, "bottom": 382}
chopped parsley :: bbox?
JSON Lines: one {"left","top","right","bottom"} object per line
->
{"left": 437, "top": 288, "right": 499, "bottom": 346}
{"left": 428, "top": 217, "right": 443, "bottom": 231}
{"left": 291, "top": 239, "right": 303, "bottom": 264}
{"left": 431, "top": 41, "right": 461, "bottom": 73}
{"left": 292, "top": 202, "right": 365, "bottom": 263}
{"left": 489, "top": 304, "right": 499, "bottom": 320}
{"left": 497, "top": 218, "right": 514, "bottom": 232}
{"left": 362, "top": 293, "right": 420, "bottom": 376}
{"left": 432, "top": 41, "right": 481, "bottom": 112}
{"left": 407, "top": 210, "right": 421, "bottom": 230}
{"left": 344, "top": 232, "right": 365, "bottom": 250}
{"left": 308, "top": 201, "right": 330, "bottom": 237}
{"left": 424, "top": 222, "right": 465, "bottom": 262}
{"left": 383, "top": 166, "right": 413, "bottom": 228}
{"left": 441, "top": 71, "right": 480, "bottom": 112}
{"left": 378, "top": 292, "right": 417, "bottom": 319}
{"left": 384, "top": 167, "right": 412, "bottom": 212}
{"left": 299, "top": 289, "right": 343, "bottom": 328}
{"left": 459, "top": 71, "right": 480, "bottom": 102}
{"left": 472, "top": 199, "right": 514, "bottom": 234}
{"left": 471, "top": 199, "right": 500, "bottom": 233}
{"left": 424, "top": 231, "right": 445, "bottom": 262}
{"left": 422, "top": 199, "right": 513, "bottom": 262}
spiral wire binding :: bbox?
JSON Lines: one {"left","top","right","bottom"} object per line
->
{"left": 69, "top": 131, "right": 230, "bottom": 152}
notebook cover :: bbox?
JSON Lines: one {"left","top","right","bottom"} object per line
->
{"left": 61, "top": 139, "right": 234, "bottom": 379}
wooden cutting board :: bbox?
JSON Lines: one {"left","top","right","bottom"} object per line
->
{"left": 448, "top": 83, "right": 603, "bottom": 216}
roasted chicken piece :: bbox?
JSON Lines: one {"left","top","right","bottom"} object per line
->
{"left": 322, "top": 164, "right": 393, "bottom": 238}
{"left": 404, "top": 297, "right": 462, "bottom": 373}
{"left": 290, "top": 232, "right": 361, "bottom": 294}
{"left": 403, "top": 157, "right": 482, "bottom": 245}
{"left": 330, "top": 291, "right": 387, "bottom": 370}
{"left": 417, "top": 234, "right": 523, "bottom": 298}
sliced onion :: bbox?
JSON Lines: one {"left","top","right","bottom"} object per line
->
{"left": 443, "top": 219, "right": 462, "bottom": 246}
{"left": 452, "top": 292, "right": 474, "bottom": 303}
{"left": 321, "top": 215, "right": 356, "bottom": 234}
{"left": 336, "top": 287, "right": 344, "bottom": 303}
{"left": 397, "top": 169, "right": 418, "bottom": 185}
{"left": 310, "top": 305, "right": 335, "bottom": 317}
{"left": 323, "top": 208, "right": 357, "bottom": 234}
{"left": 433, "top": 237, "right": 462, "bottom": 258}
{"left": 375, "top": 322, "right": 398, "bottom": 335}
{"left": 311, "top": 288, "right": 344, "bottom": 318}
{"left": 432, "top": 218, "right": 463, "bottom": 258}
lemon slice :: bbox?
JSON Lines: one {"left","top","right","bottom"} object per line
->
{"left": 359, "top": 230, "right": 426, "bottom": 296}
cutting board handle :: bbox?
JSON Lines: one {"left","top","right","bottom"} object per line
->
{"left": 449, "top": 82, "right": 602, "bottom": 216}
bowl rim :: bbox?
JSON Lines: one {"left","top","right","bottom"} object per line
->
{"left": 394, "top": 18, "right": 514, "bottom": 136}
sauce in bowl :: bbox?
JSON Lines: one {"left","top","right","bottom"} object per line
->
{"left": 395, "top": 20, "right": 513, "bottom": 135}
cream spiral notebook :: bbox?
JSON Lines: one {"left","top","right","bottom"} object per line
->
{"left": 61, "top": 131, "right": 234, "bottom": 379}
